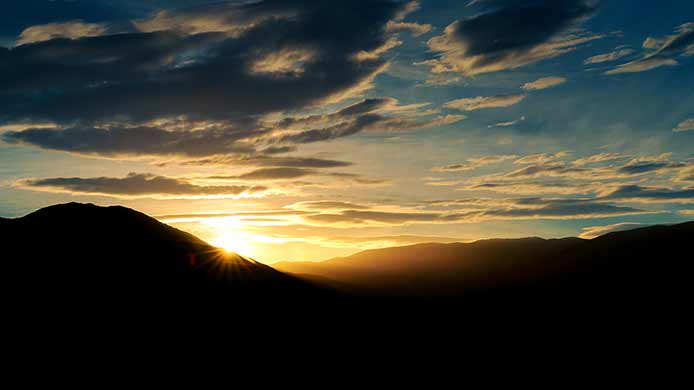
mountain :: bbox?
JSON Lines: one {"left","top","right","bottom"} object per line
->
{"left": 3, "top": 202, "right": 692, "bottom": 317}
{"left": 274, "top": 222, "right": 694, "bottom": 304}
{"left": 0, "top": 203, "right": 335, "bottom": 313}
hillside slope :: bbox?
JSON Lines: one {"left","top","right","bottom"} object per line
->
{"left": 0, "top": 203, "right": 334, "bottom": 310}
{"left": 275, "top": 222, "right": 694, "bottom": 300}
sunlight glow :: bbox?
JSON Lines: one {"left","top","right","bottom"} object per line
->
{"left": 211, "top": 233, "right": 255, "bottom": 258}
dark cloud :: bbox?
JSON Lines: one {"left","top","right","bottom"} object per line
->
{"left": 276, "top": 111, "right": 464, "bottom": 144}
{"left": 2, "top": 124, "right": 259, "bottom": 157}
{"left": 275, "top": 98, "right": 397, "bottom": 130}
{"left": 424, "top": 0, "right": 598, "bottom": 76}
{"left": 259, "top": 146, "right": 296, "bottom": 155}
{"left": 1, "top": 0, "right": 408, "bottom": 126}
{"left": 21, "top": 172, "right": 267, "bottom": 198}
{"left": 180, "top": 155, "right": 353, "bottom": 168}
{"left": 602, "top": 185, "right": 694, "bottom": 202}
{"left": 205, "top": 166, "right": 388, "bottom": 185}
{"left": 617, "top": 161, "right": 686, "bottom": 175}
{"left": 271, "top": 97, "right": 461, "bottom": 145}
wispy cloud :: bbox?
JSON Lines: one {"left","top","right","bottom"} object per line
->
{"left": 584, "top": 48, "right": 634, "bottom": 64}
{"left": 674, "top": 118, "right": 694, "bottom": 132}
{"left": 445, "top": 94, "right": 526, "bottom": 111}
{"left": 489, "top": 116, "right": 526, "bottom": 128}
{"left": 432, "top": 155, "right": 518, "bottom": 172}
{"left": 606, "top": 22, "right": 694, "bottom": 75}
{"left": 579, "top": 222, "right": 646, "bottom": 239}
{"left": 16, "top": 20, "right": 107, "bottom": 46}
{"left": 522, "top": 77, "right": 567, "bottom": 91}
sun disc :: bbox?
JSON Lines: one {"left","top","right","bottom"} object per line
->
{"left": 211, "top": 233, "right": 254, "bottom": 258}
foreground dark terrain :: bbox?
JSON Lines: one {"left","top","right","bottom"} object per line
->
{"left": 2, "top": 203, "right": 692, "bottom": 316}
{"left": 0, "top": 203, "right": 338, "bottom": 314}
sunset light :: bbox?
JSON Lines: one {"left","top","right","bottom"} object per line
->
{"left": 0, "top": 0, "right": 692, "bottom": 311}
{"left": 211, "top": 233, "right": 255, "bottom": 258}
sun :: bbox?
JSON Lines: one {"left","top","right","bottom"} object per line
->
{"left": 211, "top": 233, "right": 255, "bottom": 258}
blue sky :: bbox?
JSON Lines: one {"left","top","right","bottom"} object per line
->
{"left": 1, "top": 0, "right": 692, "bottom": 262}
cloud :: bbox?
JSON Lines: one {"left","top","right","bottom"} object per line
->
{"left": 20, "top": 173, "right": 267, "bottom": 199}
{"left": 602, "top": 185, "right": 694, "bottom": 203}
{"left": 605, "top": 57, "right": 678, "bottom": 75}
{"left": 385, "top": 2, "right": 432, "bottom": 37}
{"left": 467, "top": 199, "right": 645, "bottom": 220}
{"left": 451, "top": 151, "right": 692, "bottom": 200}
{"left": 514, "top": 151, "right": 571, "bottom": 165}
{"left": 0, "top": 0, "right": 410, "bottom": 131}
{"left": 616, "top": 160, "right": 686, "bottom": 175}
{"left": 489, "top": 116, "right": 526, "bottom": 128}
{"left": 276, "top": 108, "right": 465, "bottom": 144}
{"left": 287, "top": 201, "right": 371, "bottom": 211}
{"left": 522, "top": 76, "right": 567, "bottom": 91}
{"left": 132, "top": 2, "right": 292, "bottom": 36}
{"left": 16, "top": 20, "right": 107, "bottom": 46}
{"left": 572, "top": 152, "right": 629, "bottom": 166}
{"left": 445, "top": 94, "right": 526, "bottom": 111}
{"left": 180, "top": 155, "right": 353, "bottom": 168}
{"left": 506, "top": 163, "right": 586, "bottom": 178}
{"left": 583, "top": 48, "right": 634, "bottom": 64}
{"left": 432, "top": 155, "right": 517, "bottom": 172}
{"left": 2, "top": 124, "right": 259, "bottom": 158}
{"left": 207, "top": 167, "right": 388, "bottom": 186}
{"left": 3, "top": 95, "right": 460, "bottom": 161}
{"left": 423, "top": 0, "right": 599, "bottom": 76}
{"left": 674, "top": 166, "right": 694, "bottom": 184}
{"left": 468, "top": 181, "right": 601, "bottom": 195}
{"left": 156, "top": 210, "right": 308, "bottom": 222}
{"left": 606, "top": 22, "right": 694, "bottom": 75}
{"left": 386, "top": 21, "right": 431, "bottom": 37}
{"left": 211, "top": 167, "right": 314, "bottom": 181}
{"left": 578, "top": 222, "right": 646, "bottom": 239}
{"left": 302, "top": 198, "right": 646, "bottom": 226}
{"left": 503, "top": 158, "right": 686, "bottom": 180}
{"left": 304, "top": 210, "right": 442, "bottom": 226}
{"left": 674, "top": 118, "right": 694, "bottom": 132}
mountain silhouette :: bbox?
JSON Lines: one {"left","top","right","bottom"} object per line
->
{"left": 0, "top": 203, "right": 336, "bottom": 314}
{"left": 3, "top": 203, "right": 692, "bottom": 318}
{"left": 275, "top": 222, "right": 694, "bottom": 306}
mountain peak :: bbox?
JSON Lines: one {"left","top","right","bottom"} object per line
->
{"left": 1, "top": 203, "right": 333, "bottom": 309}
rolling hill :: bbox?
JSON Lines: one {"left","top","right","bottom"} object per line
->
{"left": 274, "top": 222, "right": 694, "bottom": 303}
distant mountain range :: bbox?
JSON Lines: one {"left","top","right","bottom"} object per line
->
{"left": 275, "top": 221, "right": 693, "bottom": 304}
{"left": 2, "top": 203, "right": 692, "bottom": 314}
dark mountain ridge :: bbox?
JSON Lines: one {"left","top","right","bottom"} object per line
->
{"left": 3, "top": 203, "right": 692, "bottom": 316}
{"left": 1, "top": 203, "right": 336, "bottom": 312}
{"left": 275, "top": 222, "right": 694, "bottom": 302}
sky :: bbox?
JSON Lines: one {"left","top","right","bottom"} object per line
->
{"left": 1, "top": 0, "right": 693, "bottom": 263}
